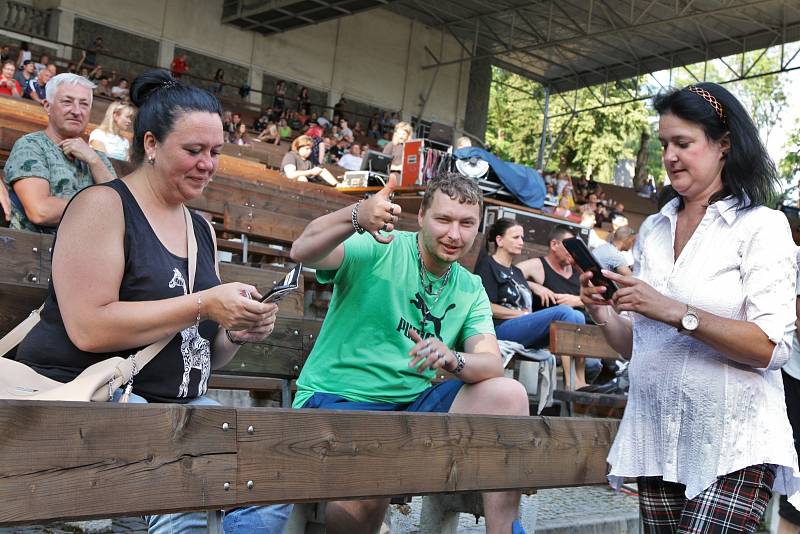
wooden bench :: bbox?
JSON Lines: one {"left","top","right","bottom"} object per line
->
{"left": 0, "top": 401, "right": 619, "bottom": 532}
{"left": 549, "top": 321, "right": 627, "bottom": 417}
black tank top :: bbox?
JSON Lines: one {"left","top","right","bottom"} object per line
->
{"left": 540, "top": 257, "right": 581, "bottom": 295}
{"left": 16, "top": 179, "right": 221, "bottom": 403}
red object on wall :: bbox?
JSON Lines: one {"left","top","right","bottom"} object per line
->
{"left": 401, "top": 139, "right": 423, "bottom": 186}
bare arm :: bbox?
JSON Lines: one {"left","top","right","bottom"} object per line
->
{"left": 58, "top": 138, "right": 115, "bottom": 184}
{"left": 0, "top": 183, "right": 11, "bottom": 222}
{"left": 12, "top": 177, "right": 68, "bottom": 227}
{"left": 408, "top": 330, "right": 503, "bottom": 384}
{"left": 290, "top": 177, "right": 400, "bottom": 269}
{"left": 282, "top": 163, "right": 322, "bottom": 181}
{"left": 516, "top": 257, "right": 544, "bottom": 284}
{"left": 53, "top": 187, "right": 273, "bottom": 353}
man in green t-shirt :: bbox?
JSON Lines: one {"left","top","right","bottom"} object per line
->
{"left": 3, "top": 73, "right": 116, "bottom": 233}
{"left": 291, "top": 172, "right": 530, "bottom": 534}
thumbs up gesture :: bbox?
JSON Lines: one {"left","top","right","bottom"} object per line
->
{"left": 356, "top": 176, "right": 402, "bottom": 244}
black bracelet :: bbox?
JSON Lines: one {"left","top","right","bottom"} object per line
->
{"left": 448, "top": 350, "right": 465, "bottom": 375}
{"left": 225, "top": 329, "right": 247, "bottom": 346}
{"left": 351, "top": 200, "right": 366, "bottom": 234}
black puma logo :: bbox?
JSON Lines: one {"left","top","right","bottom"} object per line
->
{"left": 410, "top": 292, "right": 456, "bottom": 340}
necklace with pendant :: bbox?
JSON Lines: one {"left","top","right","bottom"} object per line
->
{"left": 416, "top": 235, "right": 452, "bottom": 305}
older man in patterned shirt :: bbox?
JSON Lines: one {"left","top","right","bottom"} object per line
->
{"left": 3, "top": 73, "right": 116, "bottom": 233}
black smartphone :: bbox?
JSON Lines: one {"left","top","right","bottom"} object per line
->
{"left": 561, "top": 237, "right": 618, "bottom": 300}
{"left": 260, "top": 263, "right": 302, "bottom": 303}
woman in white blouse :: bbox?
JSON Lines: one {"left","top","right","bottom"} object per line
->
{"left": 89, "top": 101, "right": 134, "bottom": 161}
{"left": 580, "top": 82, "right": 800, "bottom": 532}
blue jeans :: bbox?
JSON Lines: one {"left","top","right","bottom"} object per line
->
{"left": 495, "top": 305, "right": 601, "bottom": 374}
{"left": 112, "top": 389, "right": 292, "bottom": 534}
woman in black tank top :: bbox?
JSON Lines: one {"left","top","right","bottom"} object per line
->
{"left": 15, "top": 71, "right": 293, "bottom": 531}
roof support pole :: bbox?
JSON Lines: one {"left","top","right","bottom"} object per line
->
{"left": 536, "top": 86, "right": 550, "bottom": 170}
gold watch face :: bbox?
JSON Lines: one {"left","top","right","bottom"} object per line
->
{"left": 682, "top": 313, "right": 699, "bottom": 331}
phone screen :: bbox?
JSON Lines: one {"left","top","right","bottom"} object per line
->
{"left": 259, "top": 263, "right": 302, "bottom": 303}
{"left": 561, "top": 238, "right": 618, "bottom": 300}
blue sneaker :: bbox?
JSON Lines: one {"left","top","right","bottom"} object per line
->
{"left": 512, "top": 519, "right": 527, "bottom": 534}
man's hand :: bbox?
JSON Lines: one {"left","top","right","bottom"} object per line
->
{"left": 530, "top": 283, "right": 557, "bottom": 307}
{"left": 59, "top": 138, "right": 99, "bottom": 165}
{"left": 408, "top": 328, "right": 455, "bottom": 374}
{"left": 357, "top": 175, "right": 402, "bottom": 244}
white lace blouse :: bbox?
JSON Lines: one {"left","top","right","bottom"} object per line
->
{"left": 607, "top": 196, "right": 800, "bottom": 506}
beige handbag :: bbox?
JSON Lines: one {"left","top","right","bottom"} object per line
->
{"left": 0, "top": 207, "right": 198, "bottom": 402}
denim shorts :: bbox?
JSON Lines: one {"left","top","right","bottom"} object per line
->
{"left": 301, "top": 380, "right": 465, "bottom": 413}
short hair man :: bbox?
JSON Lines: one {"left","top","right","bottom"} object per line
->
{"left": 592, "top": 226, "right": 635, "bottom": 275}
{"left": 14, "top": 59, "right": 35, "bottom": 87}
{"left": 516, "top": 225, "right": 601, "bottom": 389}
{"left": 290, "top": 173, "right": 530, "bottom": 534}
{"left": 23, "top": 67, "right": 51, "bottom": 103}
{"left": 3, "top": 73, "right": 116, "bottom": 233}
{"left": 337, "top": 143, "right": 363, "bottom": 171}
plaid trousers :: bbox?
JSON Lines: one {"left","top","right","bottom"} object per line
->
{"left": 638, "top": 464, "right": 776, "bottom": 533}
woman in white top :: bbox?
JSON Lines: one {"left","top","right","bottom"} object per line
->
{"left": 89, "top": 101, "right": 134, "bottom": 161}
{"left": 580, "top": 82, "right": 800, "bottom": 533}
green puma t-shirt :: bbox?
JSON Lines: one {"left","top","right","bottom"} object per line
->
{"left": 293, "top": 231, "right": 495, "bottom": 407}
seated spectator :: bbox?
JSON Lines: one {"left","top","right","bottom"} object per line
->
{"left": 111, "top": 78, "right": 130, "bottom": 100}
{"left": 555, "top": 172, "right": 571, "bottom": 195}
{"left": 252, "top": 112, "right": 269, "bottom": 133}
{"left": 337, "top": 144, "right": 363, "bottom": 171}
{"left": 89, "top": 101, "right": 134, "bottom": 161}
{"left": 321, "top": 136, "right": 336, "bottom": 164}
{"left": 517, "top": 225, "right": 602, "bottom": 389}
{"left": 592, "top": 226, "right": 635, "bottom": 275}
{"left": 93, "top": 75, "right": 113, "bottom": 98}
{"left": 543, "top": 183, "right": 558, "bottom": 207}
{"left": 475, "top": 218, "right": 587, "bottom": 352}
{"left": 23, "top": 67, "right": 52, "bottom": 104}
{"left": 14, "top": 59, "right": 35, "bottom": 87}
{"left": 47, "top": 63, "right": 57, "bottom": 76}
{"left": 3, "top": 73, "right": 116, "bottom": 233}
{"left": 610, "top": 202, "right": 626, "bottom": 222}
{"left": 34, "top": 53, "right": 49, "bottom": 74}
{"left": 170, "top": 53, "right": 189, "bottom": 78}
{"left": 339, "top": 119, "right": 354, "bottom": 143}
{"left": 352, "top": 121, "right": 364, "bottom": 138}
{"left": 231, "top": 123, "right": 251, "bottom": 146}
{"left": 281, "top": 135, "right": 339, "bottom": 187}
{"left": 296, "top": 106, "right": 310, "bottom": 126}
{"left": 367, "top": 119, "right": 381, "bottom": 139}
{"left": 0, "top": 60, "right": 22, "bottom": 98}
{"left": 316, "top": 113, "right": 331, "bottom": 129}
{"left": 277, "top": 118, "right": 291, "bottom": 139}
{"left": 0, "top": 44, "right": 10, "bottom": 64}
{"left": 638, "top": 177, "right": 655, "bottom": 197}
{"left": 579, "top": 207, "right": 606, "bottom": 249}
{"left": 287, "top": 110, "right": 302, "bottom": 130}
{"left": 256, "top": 121, "right": 280, "bottom": 145}
{"left": 383, "top": 121, "right": 412, "bottom": 172}
{"left": 333, "top": 96, "right": 346, "bottom": 118}
{"left": 12, "top": 68, "right": 291, "bottom": 532}
{"left": 87, "top": 65, "right": 110, "bottom": 84}
{"left": 454, "top": 136, "right": 473, "bottom": 149}
{"left": 553, "top": 195, "right": 579, "bottom": 222}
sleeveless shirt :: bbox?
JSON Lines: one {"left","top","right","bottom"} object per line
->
{"left": 15, "top": 179, "right": 221, "bottom": 403}
{"left": 540, "top": 257, "right": 580, "bottom": 295}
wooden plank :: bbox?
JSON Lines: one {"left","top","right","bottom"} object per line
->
{"left": 549, "top": 322, "right": 621, "bottom": 360}
{"left": 0, "top": 228, "right": 50, "bottom": 287}
{"left": 235, "top": 410, "right": 620, "bottom": 504}
{"left": 208, "top": 374, "right": 288, "bottom": 392}
{"left": 553, "top": 390, "right": 628, "bottom": 408}
{"left": 224, "top": 203, "right": 307, "bottom": 244}
{"left": 0, "top": 401, "right": 239, "bottom": 525}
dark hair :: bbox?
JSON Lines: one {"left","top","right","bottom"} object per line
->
{"left": 548, "top": 224, "right": 574, "bottom": 243}
{"left": 486, "top": 218, "right": 521, "bottom": 251}
{"left": 129, "top": 69, "right": 222, "bottom": 165}
{"left": 653, "top": 82, "right": 777, "bottom": 211}
{"left": 420, "top": 172, "right": 483, "bottom": 214}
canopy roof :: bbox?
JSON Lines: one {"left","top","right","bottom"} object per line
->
{"left": 223, "top": 0, "right": 800, "bottom": 92}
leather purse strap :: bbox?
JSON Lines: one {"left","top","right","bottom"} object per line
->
{"left": 0, "top": 206, "right": 200, "bottom": 373}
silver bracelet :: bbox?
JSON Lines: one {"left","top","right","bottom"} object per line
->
{"left": 351, "top": 200, "right": 366, "bottom": 234}
{"left": 448, "top": 350, "right": 466, "bottom": 375}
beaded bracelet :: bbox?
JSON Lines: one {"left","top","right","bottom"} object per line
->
{"left": 351, "top": 200, "right": 366, "bottom": 234}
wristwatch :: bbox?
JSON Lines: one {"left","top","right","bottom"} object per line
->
{"left": 678, "top": 305, "right": 700, "bottom": 333}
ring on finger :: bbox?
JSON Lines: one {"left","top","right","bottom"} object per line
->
{"left": 436, "top": 350, "right": 443, "bottom": 360}
{"left": 388, "top": 205, "right": 394, "bottom": 215}
{"left": 381, "top": 223, "right": 389, "bottom": 232}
